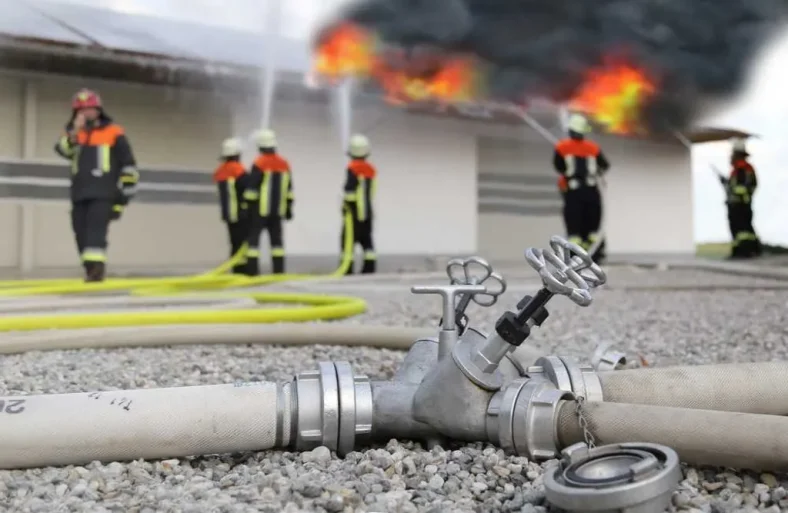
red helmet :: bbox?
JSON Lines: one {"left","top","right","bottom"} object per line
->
{"left": 71, "top": 89, "right": 102, "bottom": 110}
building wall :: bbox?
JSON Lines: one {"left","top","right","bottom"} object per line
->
{"left": 0, "top": 71, "right": 478, "bottom": 274}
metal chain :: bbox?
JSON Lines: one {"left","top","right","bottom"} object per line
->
{"left": 574, "top": 395, "right": 596, "bottom": 449}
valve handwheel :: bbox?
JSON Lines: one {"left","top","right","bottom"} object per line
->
{"left": 446, "top": 256, "right": 507, "bottom": 307}
{"left": 525, "top": 236, "right": 606, "bottom": 307}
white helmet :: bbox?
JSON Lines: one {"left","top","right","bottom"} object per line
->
{"left": 256, "top": 129, "right": 277, "bottom": 149}
{"left": 567, "top": 113, "right": 591, "bottom": 134}
{"left": 220, "top": 137, "right": 242, "bottom": 158}
{"left": 731, "top": 137, "right": 748, "bottom": 153}
{"left": 348, "top": 133, "right": 370, "bottom": 158}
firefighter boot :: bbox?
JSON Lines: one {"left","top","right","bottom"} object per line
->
{"left": 245, "top": 257, "right": 260, "bottom": 277}
{"left": 361, "top": 255, "right": 376, "bottom": 274}
{"left": 85, "top": 262, "right": 106, "bottom": 283}
{"left": 232, "top": 258, "right": 247, "bottom": 275}
{"left": 271, "top": 256, "right": 285, "bottom": 274}
{"left": 342, "top": 260, "right": 355, "bottom": 276}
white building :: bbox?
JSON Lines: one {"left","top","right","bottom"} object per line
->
{"left": 0, "top": 0, "right": 741, "bottom": 275}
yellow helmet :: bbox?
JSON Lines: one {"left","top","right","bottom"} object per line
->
{"left": 256, "top": 129, "right": 277, "bottom": 149}
{"left": 348, "top": 134, "right": 370, "bottom": 158}
{"left": 220, "top": 138, "right": 242, "bottom": 158}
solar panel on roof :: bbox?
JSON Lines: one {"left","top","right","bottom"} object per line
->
{"left": 0, "top": 2, "right": 91, "bottom": 45}
{"left": 33, "top": 0, "right": 204, "bottom": 60}
{"left": 31, "top": 0, "right": 310, "bottom": 72}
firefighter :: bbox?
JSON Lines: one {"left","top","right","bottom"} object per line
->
{"left": 722, "top": 137, "right": 762, "bottom": 259}
{"left": 341, "top": 134, "right": 377, "bottom": 274}
{"left": 242, "top": 129, "right": 293, "bottom": 275}
{"left": 553, "top": 113, "right": 610, "bottom": 262}
{"left": 54, "top": 88, "right": 139, "bottom": 282}
{"left": 214, "top": 138, "right": 250, "bottom": 274}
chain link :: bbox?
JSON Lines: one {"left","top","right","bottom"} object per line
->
{"left": 574, "top": 395, "right": 596, "bottom": 449}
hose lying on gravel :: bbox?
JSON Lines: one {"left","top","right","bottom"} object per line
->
{"left": 557, "top": 400, "right": 788, "bottom": 472}
{"left": 0, "top": 381, "right": 291, "bottom": 469}
{"left": 597, "top": 361, "right": 788, "bottom": 415}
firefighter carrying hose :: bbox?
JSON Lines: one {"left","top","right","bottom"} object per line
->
{"left": 722, "top": 137, "right": 762, "bottom": 259}
{"left": 553, "top": 113, "right": 610, "bottom": 262}
{"left": 341, "top": 134, "right": 377, "bottom": 275}
{"left": 214, "top": 138, "right": 250, "bottom": 274}
{"left": 54, "top": 89, "right": 139, "bottom": 282}
{"left": 242, "top": 129, "right": 293, "bottom": 275}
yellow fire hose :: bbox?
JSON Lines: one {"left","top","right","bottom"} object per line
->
{"left": 0, "top": 212, "right": 368, "bottom": 332}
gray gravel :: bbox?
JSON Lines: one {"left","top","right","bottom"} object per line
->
{"left": 2, "top": 265, "right": 788, "bottom": 512}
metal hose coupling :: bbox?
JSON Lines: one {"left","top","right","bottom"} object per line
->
{"left": 292, "top": 361, "right": 373, "bottom": 456}
{"left": 544, "top": 442, "right": 681, "bottom": 512}
{"left": 486, "top": 377, "right": 574, "bottom": 461}
{"left": 526, "top": 356, "right": 603, "bottom": 403}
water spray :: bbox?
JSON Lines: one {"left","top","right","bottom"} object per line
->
{"left": 333, "top": 79, "right": 354, "bottom": 151}
{"left": 260, "top": 0, "right": 284, "bottom": 130}
{"left": 7, "top": 235, "right": 788, "bottom": 510}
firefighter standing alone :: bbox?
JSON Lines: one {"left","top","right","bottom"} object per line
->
{"left": 242, "top": 129, "right": 294, "bottom": 275}
{"left": 552, "top": 113, "right": 610, "bottom": 262}
{"left": 214, "top": 138, "right": 250, "bottom": 274}
{"left": 54, "top": 89, "right": 139, "bottom": 282}
{"left": 722, "top": 137, "right": 762, "bottom": 259}
{"left": 341, "top": 134, "right": 377, "bottom": 274}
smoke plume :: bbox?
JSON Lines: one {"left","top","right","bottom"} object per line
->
{"left": 325, "top": 0, "right": 788, "bottom": 132}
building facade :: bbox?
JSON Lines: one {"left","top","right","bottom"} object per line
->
{"left": 0, "top": 1, "right": 698, "bottom": 275}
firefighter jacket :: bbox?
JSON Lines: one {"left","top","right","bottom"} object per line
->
{"left": 243, "top": 153, "right": 293, "bottom": 219}
{"left": 213, "top": 160, "right": 249, "bottom": 223}
{"left": 553, "top": 138, "right": 610, "bottom": 192}
{"left": 54, "top": 115, "right": 139, "bottom": 203}
{"left": 343, "top": 159, "right": 377, "bottom": 222}
{"left": 725, "top": 159, "right": 757, "bottom": 205}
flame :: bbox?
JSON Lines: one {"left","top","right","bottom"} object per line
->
{"left": 313, "top": 22, "right": 482, "bottom": 105}
{"left": 568, "top": 61, "right": 656, "bottom": 134}
{"left": 313, "top": 23, "right": 377, "bottom": 79}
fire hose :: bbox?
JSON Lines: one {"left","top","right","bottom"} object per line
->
{"left": 3, "top": 234, "right": 788, "bottom": 512}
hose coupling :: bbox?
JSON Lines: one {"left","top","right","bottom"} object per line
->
{"left": 544, "top": 442, "right": 681, "bottom": 512}
{"left": 527, "top": 356, "right": 603, "bottom": 403}
{"left": 293, "top": 361, "right": 372, "bottom": 456}
{"left": 590, "top": 343, "right": 628, "bottom": 371}
{"left": 486, "top": 377, "right": 574, "bottom": 460}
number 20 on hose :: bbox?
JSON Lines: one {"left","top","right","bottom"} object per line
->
{"left": 0, "top": 399, "right": 26, "bottom": 414}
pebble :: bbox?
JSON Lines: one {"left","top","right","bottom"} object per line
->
{"left": 2, "top": 267, "right": 788, "bottom": 512}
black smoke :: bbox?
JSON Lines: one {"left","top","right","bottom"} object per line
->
{"left": 320, "top": 0, "right": 788, "bottom": 132}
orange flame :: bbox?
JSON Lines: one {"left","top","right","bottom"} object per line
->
{"left": 569, "top": 61, "right": 657, "bottom": 134}
{"left": 313, "top": 23, "right": 376, "bottom": 79}
{"left": 313, "top": 22, "right": 482, "bottom": 105}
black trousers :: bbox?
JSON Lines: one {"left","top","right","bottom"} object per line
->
{"left": 246, "top": 216, "right": 285, "bottom": 275}
{"left": 340, "top": 217, "right": 376, "bottom": 274}
{"left": 563, "top": 187, "right": 604, "bottom": 259}
{"left": 727, "top": 203, "right": 761, "bottom": 258}
{"left": 226, "top": 218, "right": 250, "bottom": 274}
{"left": 71, "top": 199, "right": 113, "bottom": 279}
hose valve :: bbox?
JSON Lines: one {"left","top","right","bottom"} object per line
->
{"left": 455, "top": 236, "right": 606, "bottom": 391}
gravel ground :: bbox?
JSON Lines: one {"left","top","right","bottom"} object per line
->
{"left": 2, "top": 265, "right": 788, "bottom": 512}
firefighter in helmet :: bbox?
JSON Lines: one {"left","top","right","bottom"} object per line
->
{"left": 214, "top": 138, "right": 250, "bottom": 274}
{"left": 242, "top": 129, "right": 294, "bottom": 275}
{"left": 341, "top": 134, "right": 377, "bottom": 274}
{"left": 722, "top": 137, "right": 762, "bottom": 259}
{"left": 553, "top": 113, "right": 610, "bottom": 262}
{"left": 54, "top": 88, "right": 139, "bottom": 282}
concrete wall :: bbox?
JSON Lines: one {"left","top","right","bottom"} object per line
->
{"left": 0, "top": 71, "right": 478, "bottom": 275}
